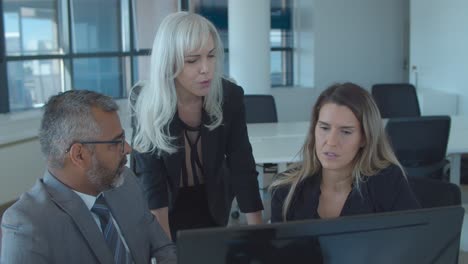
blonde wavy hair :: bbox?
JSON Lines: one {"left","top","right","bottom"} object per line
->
{"left": 269, "top": 82, "right": 404, "bottom": 221}
{"left": 132, "top": 12, "right": 224, "bottom": 154}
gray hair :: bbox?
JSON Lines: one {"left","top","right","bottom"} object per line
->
{"left": 132, "top": 11, "right": 224, "bottom": 154}
{"left": 39, "top": 90, "right": 119, "bottom": 168}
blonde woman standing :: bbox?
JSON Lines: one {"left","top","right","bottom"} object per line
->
{"left": 270, "top": 83, "right": 420, "bottom": 222}
{"left": 132, "top": 12, "right": 263, "bottom": 240}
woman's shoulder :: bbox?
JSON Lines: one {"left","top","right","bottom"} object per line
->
{"left": 377, "top": 164, "right": 403, "bottom": 175}
{"left": 271, "top": 170, "right": 317, "bottom": 198}
{"left": 366, "top": 164, "right": 406, "bottom": 186}
{"left": 271, "top": 182, "right": 290, "bottom": 197}
{"left": 270, "top": 171, "right": 295, "bottom": 197}
{"left": 221, "top": 78, "right": 244, "bottom": 99}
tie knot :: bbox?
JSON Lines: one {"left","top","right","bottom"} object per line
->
{"left": 91, "top": 195, "right": 110, "bottom": 224}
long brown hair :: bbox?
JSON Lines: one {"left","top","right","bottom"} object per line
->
{"left": 269, "top": 82, "right": 403, "bottom": 221}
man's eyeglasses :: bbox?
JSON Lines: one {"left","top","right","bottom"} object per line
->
{"left": 65, "top": 131, "right": 126, "bottom": 154}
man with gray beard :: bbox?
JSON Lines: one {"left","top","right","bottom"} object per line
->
{"left": 1, "top": 90, "right": 176, "bottom": 264}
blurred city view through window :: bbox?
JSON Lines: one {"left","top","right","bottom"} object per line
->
{"left": 1, "top": 0, "right": 293, "bottom": 113}
{"left": 4, "top": 2, "right": 62, "bottom": 111}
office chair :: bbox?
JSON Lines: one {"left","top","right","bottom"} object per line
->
{"left": 386, "top": 116, "right": 451, "bottom": 180}
{"left": 242, "top": 94, "right": 279, "bottom": 178}
{"left": 372, "top": 83, "right": 420, "bottom": 118}
{"left": 408, "top": 177, "right": 461, "bottom": 208}
{"left": 243, "top": 95, "right": 278, "bottom": 124}
{"left": 231, "top": 95, "right": 278, "bottom": 222}
{"left": 407, "top": 177, "right": 461, "bottom": 264}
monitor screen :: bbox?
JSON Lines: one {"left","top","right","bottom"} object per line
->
{"left": 177, "top": 206, "right": 464, "bottom": 264}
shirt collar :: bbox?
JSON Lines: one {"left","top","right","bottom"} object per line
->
{"left": 73, "top": 190, "right": 102, "bottom": 211}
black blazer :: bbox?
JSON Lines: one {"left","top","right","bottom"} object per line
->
{"left": 133, "top": 79, "right": 263, "bottom": 225}
{"left": 271, "top": 165, "right": 421, "bottom": 222}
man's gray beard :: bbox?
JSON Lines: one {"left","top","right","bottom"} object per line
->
{"left": 87, "top": 155, "right": 124, "bottom": 192}
{"left": 110, "top": 169, "right": 125, "bottom": 188}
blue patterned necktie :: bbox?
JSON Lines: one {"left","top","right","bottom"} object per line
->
{"left": 91, "top": 195, "right": 132, "bottom": 264}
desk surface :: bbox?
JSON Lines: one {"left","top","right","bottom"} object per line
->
{"left": 248, "top": 116, "right": 468, "bottom": 183}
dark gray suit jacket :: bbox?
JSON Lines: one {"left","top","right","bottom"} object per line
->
{"left": 1, "top": 168, "right": 177, "bottom": 264}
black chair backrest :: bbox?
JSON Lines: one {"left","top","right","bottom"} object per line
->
{"left": 386, "top": 116, "right": 451, "bottom": 179}
{"left": 243, "top": 95, "right": 278, "bottom": 123}
{"left": 372, "top": 83, "right": 421, "bottom": 118}
{"left": 408, "top": 178, "right": 461, "bottom": 208}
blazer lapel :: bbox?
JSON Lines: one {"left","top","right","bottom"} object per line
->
{"left": 201, "top": 110, "right": 223, "bottom": 180}
{"left": 42, "top": 172, "right": 114, "bottom": 263}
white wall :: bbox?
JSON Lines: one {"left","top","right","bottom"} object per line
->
{"left": 410, "top": 0, "right": 468, "bottom": 115}
{"left": 312, "top": 0, "right": 408, "bottom": 90}
{"left": 294, "top": 0, "right": 315, "bottom": 87}
{"left": 229, "top": 0, "right": 271, "bottom": 94}
{"left": 272, "top": 87, "right": 318, "bottom": 122}
{"left": 0, "top": 140, "right": 45, "bottom": 203}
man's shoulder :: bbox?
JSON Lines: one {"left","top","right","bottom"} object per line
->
{"left": 1, "top": 179, "right": 61, "bottom": 252}
{"left": 105, "top": 167, "right": 146, "bottom": 207}
{"left": 2, "top": 179, "right": 55, "bottom": 226}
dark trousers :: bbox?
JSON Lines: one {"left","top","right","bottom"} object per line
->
{"left": 169, "top": 184, "right": 219, "bottom": 241}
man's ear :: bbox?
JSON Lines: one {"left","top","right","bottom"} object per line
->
{"left": 68, "top": 144, "right": 91, "bottom": 169}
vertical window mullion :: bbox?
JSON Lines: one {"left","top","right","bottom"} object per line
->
{"left": 180, "top": 0, "right": 189, "bottom": 11}
{"left": 129, "top": 0, "right": 135, "bottom": 86}
{"left": 66, "top": 0, "right": 74, "bottom": 90}
{"left": 118, "top": 0, "right": 125, "bottom": 97}
{"left": 0, "top": 1, "right": 10, "bottom": 113}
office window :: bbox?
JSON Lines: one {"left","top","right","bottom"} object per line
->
{"left": 4, "top": 0, "right": 59, "bottom": 55}
{"left": 3, "top": 0, "right": 63, "bottom": 111}
{"left": 0, "top": 0, "right": 179, "bottom": 113}
{"left": 0, "top": 0, "right": 295, "bottom": 113}
{"left": 71, "top": 0, "right": 120, "bottom": 53}
{"left": 131, "top": 0, "right": 178, "bottom": 81}
{"left": 7, "top": 59, "right": 62, "bottom": 110}
{"left": 73, "top": 57, "right": 124, "bottom": 97}
{"left": 133, "top": 0, "right": 178, "bottom": 50}
{"left": 185, "top": 0, "right": 294, "bottom": 87}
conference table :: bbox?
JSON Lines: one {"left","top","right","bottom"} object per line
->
{"left": 248, "top": 115, "right": 468, "bottom": 185}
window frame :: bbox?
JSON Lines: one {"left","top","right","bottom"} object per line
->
{"left": 0, "top": 0, "right": 148, "bottom": 114}
{"left": 181, "top": 0, "right": 294, "bottom": 88}
{"left": 0, "top": 0, "right": 295, "bottom": 114}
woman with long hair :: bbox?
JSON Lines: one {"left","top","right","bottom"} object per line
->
{"left": 270, "top": 82, "right": 420, "bottom": 222}
{"left": 132, "top": 12, "right": 263, "bottom": 240}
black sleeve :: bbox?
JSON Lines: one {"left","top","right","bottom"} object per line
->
{"left": 270, "top": 185, "right": 289, "bottom": 223}
{"left": 371, "top": 165, "right": 421, "bottom": 212}
{"left": 133, "top": 150, "right": 169, "bottom": 210}
{"left": 224, "top": 82, "right": 264, "bottom": 213}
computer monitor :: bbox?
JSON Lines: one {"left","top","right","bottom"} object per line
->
{"left": 177, "top": 206, "right": 465, "bottom": 264}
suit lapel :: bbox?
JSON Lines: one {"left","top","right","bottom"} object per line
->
{"left": 42, "top": 172, "right": 114, "bottom": 263}
{"left": 201, "top": 110, "right": 222, "bottom": 180}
